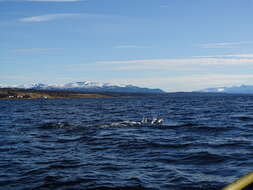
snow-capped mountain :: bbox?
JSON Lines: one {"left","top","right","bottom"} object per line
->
{"left": 3, "top": 81, "right": 165, "bottom": 94}
{"left": 198, "top": 85, "right": 253, "bottom": 94}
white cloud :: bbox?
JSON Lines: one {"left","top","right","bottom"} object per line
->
{"left": 114, "top": 45, "right": 151, "bottom": 49}
{"left": 160, "top": 5, "right": 169, "bottom": 8}
{"left": 193, "top": 53, "right": 253, "bottom": 59}
{"left": 19, "top": 13, "right": 82, "bottom": 22}
{"left": 198, "top": 41, "right": 253, "bottom": 49}
{"left": 19, "top": 13, "right": 110, "bottom": 22}
{"left": 223, "top": 54, "right": 253, "bottom": 58}
{"left": 15, "top": 48, "right": 62, "bottom": 53}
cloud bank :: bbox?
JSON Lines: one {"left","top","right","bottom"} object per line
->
{"left": 96, "top": 54, "right": 253, "bottom": 71}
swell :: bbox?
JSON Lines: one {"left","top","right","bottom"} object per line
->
{"left": 1, "top": 95, "right": 253, "bottom": 190}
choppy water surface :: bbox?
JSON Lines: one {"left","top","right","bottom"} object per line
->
{"left": 1, "top": 94, "right": 253, "bottom": 190}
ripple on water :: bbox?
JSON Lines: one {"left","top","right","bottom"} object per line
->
{"left": 1, "top": 95, "right": 253, "bottom": 190}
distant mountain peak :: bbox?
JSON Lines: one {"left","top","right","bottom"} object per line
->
{"left": 198, "top": 84, "right": 253, "bottom": 94}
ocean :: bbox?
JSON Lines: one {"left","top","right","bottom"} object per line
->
{"left": 1, "top": 93, "right": 253, "bottom": 190}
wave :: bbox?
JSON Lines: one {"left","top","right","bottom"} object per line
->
{"left": 38, "top": 122, "right": 72, "bottom": 129}
{"left": 231, "top": 115, "right": 253, "bottom": 121}
{"left": 98, "top": 120, "right": 170, "bottom": 128}
{"left": 178, "top": 151, "right": 228, "bottom": 165}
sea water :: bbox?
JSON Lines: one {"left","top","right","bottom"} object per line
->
{"left": 1, "top": 94, "right": 253, "bottom": 190}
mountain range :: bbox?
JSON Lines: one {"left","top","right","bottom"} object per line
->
{"left": 3, "top": 82, "right": 253, "bottom": 94}
{"left": 0, "top": 81, "right": 165, "bottom": 94}
{"left": 199, "top": 85, "right": 253, "bottom": 94}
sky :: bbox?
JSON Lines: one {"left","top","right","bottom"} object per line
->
{"left": 1, "top": 0, "right": 253, "bottom": 92}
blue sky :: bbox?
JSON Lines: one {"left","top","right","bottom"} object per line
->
{"left": 1, "top": 0, "right": 253, "bottom": 91}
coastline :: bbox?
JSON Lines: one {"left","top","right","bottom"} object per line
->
{"left": 0, "top": 88, "right": 111, "bottom": 100}
{"left": 0, "top": 88, "right": 162, "bottom": 100}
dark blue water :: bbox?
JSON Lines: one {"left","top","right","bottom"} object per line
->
{"left": 1, "top": 94, "right": 253, "bottom": 190}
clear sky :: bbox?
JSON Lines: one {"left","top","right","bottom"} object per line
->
{"left": 1, "top": 0, "right": 253, "bottom": 92}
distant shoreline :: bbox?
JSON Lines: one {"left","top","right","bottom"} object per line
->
{"left": 0, "top": 88, "right": 163, "bottom": 100}
{"left": 0, "top": 88, "right": 112, "bottom": 100}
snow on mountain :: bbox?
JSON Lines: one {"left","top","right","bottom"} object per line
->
{"left": 0, "top": 84, "right": 6, "bottom": 88}
{"left": 199, "top": 85, "right": 253, "bottom": 94}
{"left": 0, "top": 84, "right": 32, "bottom": 89}
{"left": 31, "top": 83, "right": 50, "bottom": 89}
{"left": 63, "top": 81, "right": 102, "bottom": 88}
{"left": 4, "top": 81, "right": 165, "bottom": 94}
